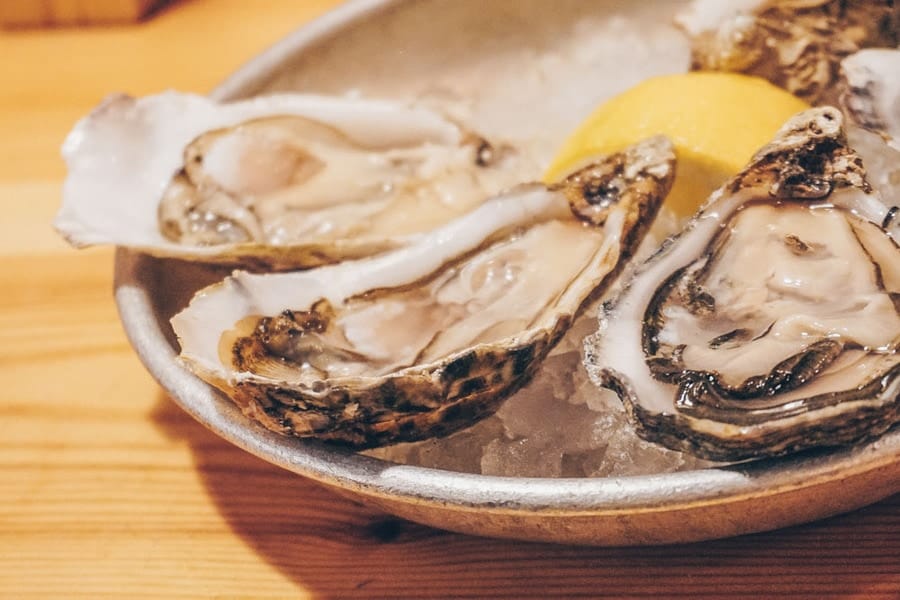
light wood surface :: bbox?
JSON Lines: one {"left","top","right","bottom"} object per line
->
{"left": 1, "top": 1, "right": 898, "bottom": 597}
{"left": 0, "top": 0, "right": 166, "bottom": 27}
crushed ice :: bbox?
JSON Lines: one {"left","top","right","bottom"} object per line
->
{"left": 367, "top": 303, "right": 717, "bottom": 477}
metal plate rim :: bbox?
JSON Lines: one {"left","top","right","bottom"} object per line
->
{"left": 112, "top": 0, "right": 899, "bottom": 541}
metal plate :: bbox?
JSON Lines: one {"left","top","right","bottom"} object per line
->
{"left": 113, "top": 0, "right": 900, "bottom": 545}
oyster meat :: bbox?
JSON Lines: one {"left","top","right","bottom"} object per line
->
{"left": 171, "top": 138, "right": 675, "bottom": 447}
{"left": 585, "top": 108, "right": 900, "bottom": 461}
{"left": 676, "top": 0, "right": 900, "bottom": 104}
{"left": 55, "top": 92, "right": 523, "bottom": 269}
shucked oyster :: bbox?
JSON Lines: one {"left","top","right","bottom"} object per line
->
{"left": 677, "top": 0, "right": 900, "bottom": 104}
{"left": 585, "top": 108, "right": 900, "bottom": 461}
{"left": 55, "top": 92, "right": 521, "bottom": 269}
{"left": 171, "top": 138, "right": 675, "bottom": 447}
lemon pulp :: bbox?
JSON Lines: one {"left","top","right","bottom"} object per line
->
{"left": 544, "top": 73, "right": 810, "bottom": 217}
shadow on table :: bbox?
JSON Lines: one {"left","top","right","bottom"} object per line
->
{"left": 151, "top": 394, "right": 899, "bottom": 599}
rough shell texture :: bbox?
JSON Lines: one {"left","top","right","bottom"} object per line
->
{"left": 840, "top": 48, "right": 900, "bottom": 152}
{"left": 232, "top": 315, "right": 571, "bottom": 447}
{"left": 678, "top": 0, "right": 900, "bottom": 104}
{"left": 584, "top": 107, "right": 900, "bottom": 461}
{"left": 55, "top": 92, "right": 521, "bottom": 270}
{"left": 172, "top": 139, "right": 675, "bottom": 448}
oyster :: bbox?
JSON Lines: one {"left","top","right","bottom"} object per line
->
{"left": 676, "top": 0, "right": 900, "bottom": 103}
{"left": 839, "top": 49, "right": 900, "bottom": 211}
{"left": 171, "top": 137, "right": 675, "bottom": 447}
{"left": 585, "top": 108, "right": 900, "bottom": 461}
{"left": 840, "top": 48, "right": 900, "bottom": 151}
{"left": 55, "top": 92, "right": 522, "bottom": 269}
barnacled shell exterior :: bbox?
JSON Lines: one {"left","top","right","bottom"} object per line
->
{"left": 232, "top": 316, "right": 571, "bottom": 447}
{"left": 681, "top": 0, "right": 900, "bottom": 103}
{"left": 839, "top": 49, "right": 900, "bottom": 152}
{"left": 173, "top": 138, "right": 676, "bottom": 448}
{"left": 584, "top": 108, "right": 900, "bottom": 461}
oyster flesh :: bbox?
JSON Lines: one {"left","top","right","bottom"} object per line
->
{"left": 171, "top": 137, "right": 675, "bottom": 447}
{"left": 585, "top": 108, "right": 900, "bottom": 461}
{"left": 676, "top": 0, "right": 900, "bottom": 104}
{"left": 55, "top": 92, "right": 522, "bottom": 269}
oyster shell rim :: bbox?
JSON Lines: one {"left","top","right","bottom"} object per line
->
{"left": 170, "top": 138, "right": 675, "bottom": 448}
{"left": 54, "top": 89, "right": 508, "bottom": 271}
{"left": 583, "top": 107, "right": 900, "bottom": 462}
{"left": 115, "top": 246, "right": 900, "bottom": 532}
{"left": 110, "top": 0, "right": 900, "bottom": 545}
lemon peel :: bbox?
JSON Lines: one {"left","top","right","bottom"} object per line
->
{"left": 544, "top": 73, "right": 810, "bottom": 216}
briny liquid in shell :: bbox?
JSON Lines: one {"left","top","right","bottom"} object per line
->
{"left": 368, "top": 306, "right": 716, "bottom": 476}
{"left": 340, "top": 3, "right": 722, "bottom": 475}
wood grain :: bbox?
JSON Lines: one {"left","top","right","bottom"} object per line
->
{"left": 0, "top": 0, "right": 167, "bottom": 27}
{"left": 0, "top": 1, "right": 897, "bottom": 598}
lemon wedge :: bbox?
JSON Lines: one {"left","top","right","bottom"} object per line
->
{"left": 544, "top": 73, "right": 810, "bottom": 217}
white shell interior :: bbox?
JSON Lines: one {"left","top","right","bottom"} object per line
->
{"left": 173, "top": 180, "right": 633, "bottom": 385}
{"left": 55, "top": 92, "right": 486, "bottom": 255}
{"left": 111, "top": 0, "right": 900, "bottom": 543}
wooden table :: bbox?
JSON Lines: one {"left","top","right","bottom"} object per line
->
{"left": 1, "top": 1, "right": 897, "bottom": 597}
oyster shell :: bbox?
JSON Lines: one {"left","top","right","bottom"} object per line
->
{"left": 584, "top": 108, "right": 900, "bottom": 461}
{"left": 676, "top": 0, "right": 900, "bottom": 104}
{"left": 171, "top": 137, "right": 675, "bottom": 447}
{"left": 839, "top": 49, "right": 900, "bottom": 211}
{"left": 55, "top": 92, "right": 522, "bottom": 269}
{"left": 840, "top": 48, "right": 900, "bottom": 152}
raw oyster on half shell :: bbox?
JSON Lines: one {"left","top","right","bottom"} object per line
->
{"left": 171, "top": 137, "right": 675, "bottom": 447}
{"left": 677, "top": 0, "right": 900, "bottom": 104}
{"left": 55, "top": 92, "right": 522, "bottom": 269}
{"left": 585, "top": 108, "right": 900, "bottom": 461}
